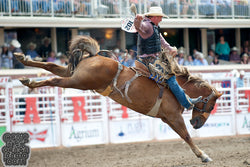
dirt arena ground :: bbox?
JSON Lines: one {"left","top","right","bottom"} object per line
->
{"left": 29, "top": 135, "right": 250, "bottom": 167}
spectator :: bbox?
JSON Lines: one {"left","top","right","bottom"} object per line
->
{"left": 177, "top": 47, "right": 185, "bottom": 65}
{"left": 193, "top": 49, "right": 202, "bottom": 64}
{"left": 128, "top": 48, "right": 136, "bottom": 64}
{"left": 47, "top": 51, "right": 56, "bottom": 63}
{"left": 199, "top": 0, "right": 214, "bottom": 16}
{"left": 161, "top": 0, "right": 177, "bottom": 15}
{"left": 11, "top": 0, "right": 19, "bottom": 12}
{"left": 241, "top": 53, "right": 249, "bottom": 64}
{"left": 120, "top": 50, "right": 134, "bottom": 67}
{"left": 184, "top": 55, "right": 194, "bottom": 66}
{"left": 229, "top": 46, "right": 241, "bottom": 63}
{"left": 113, "top": 48, "right": 122, "bottom": 61}
{"left": 38, "top": 36, "right": 52, "bottom": 61}
{"left": 194, "top": 53, "right": 208, "bottom": 66}
{"left": 0, "top": 43, "right": 13, "bottom": 69}
{"left": 55, "top": 53, "right": 68, "bottom": 66}
{"left": 26, "top": 42, "right": 40, "bottom": 59}
{"left": 40, "top": 0, "right": 50, "bottom": 13}
{"left": 206, "top": 49, "right": 215, "bottom": 65}
{"left": 215, "top": 36, "right": 230, "bottom": 61}
{"left": 9, "top": 39, "right": 24, "bottom": 69}
{"left": 240, "top": 47, "right": 249, "bottom": 59}
{"left": 0, "top": 0, "right": 9, "bottom": 12}
{"left": 211, "top": 55, "right": 220, "bottom": 65}
{"left": 236, "top": 70, "right": 245, "bottom": 88}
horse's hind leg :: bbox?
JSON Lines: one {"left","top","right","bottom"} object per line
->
{"left": 20, "top": 77, "right": 77, "bottom": 89}
{"left": 14, "top": 53, "right": 71, "bottom": 77}
{"left": 161, "top": 116, "right": 212, "bottom": 162}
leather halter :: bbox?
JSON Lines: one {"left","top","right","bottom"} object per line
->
{"left": 193, "top": 90, "right": 216, "bottom": 113}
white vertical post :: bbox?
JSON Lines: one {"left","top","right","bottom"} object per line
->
{"left": 235, "top": 28, "right": 241, "bottom": 55}
{"left": 71, "top": 28, "right": 78, "bottom": 39}
{"left": 120, "top": 30, "right": 126, "bottom": 51}
{"left": 201, "top": 28, "right": 208, "bottom": 57}
{"left": 0, "top": 28, "right": 4, "bottom": 46}
{"left": 51, "top": 27, "right": 57, "bottom": 53}
{"left": 184, "top": 28, "right": 190, "bottom": 55}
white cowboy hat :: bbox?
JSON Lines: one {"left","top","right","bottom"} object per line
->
{"left": 178, "top": 47, "right": 185, "bottom": 54}
{"left": 197, "top": 53, "right": 204, "bottom": 59}
{"left": 231, "top": 46, "right": 238, "bottom": 51}
{"left": 242, "top": 53, "right": 249, "bottom": 58}
{"left": 27, "top": 42, "right": 37, "bottom": 49}
{"left": 145, "top": 6, "right": 168, "bottom": 18}
{"left": 239, "top": 70, "right": 245, "bottom": 76}
{"left": 10, "top": 39, "right": 21, "bottom": 48}
{"left": 42, "top": 37, "right": 51, "bottom": 44}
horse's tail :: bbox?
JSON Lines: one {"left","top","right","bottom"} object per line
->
{"left": 68, "top": 35, "right": 100, "bottom": 74}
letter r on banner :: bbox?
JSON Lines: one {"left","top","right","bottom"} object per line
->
{"left": 71, "top": 97, "right": 87, "bottom": 122}
{"left": 24, "top": 97, "right": 40, "bottom": 123}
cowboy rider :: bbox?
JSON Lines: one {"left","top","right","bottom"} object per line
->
{"left": 134, "top": 6, "right": 201, "bottom": 109}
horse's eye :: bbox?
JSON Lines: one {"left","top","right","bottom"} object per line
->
{"left": 209, "top": 106, "right": 214, "bottom": 111}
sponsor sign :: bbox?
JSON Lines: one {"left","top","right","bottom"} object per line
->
{"left": 12, "top": 124, "right": 58, "bottom": 148}
{"left": 61, "top": 122, "right": 105, "bottom": 147}
{"left": 109, "top": 119, "right": 153, "bottom": 143}
{"left": 154, "top": 116, "right": 198, "bottom": 140}
{"left": 197, "top": 115, "right": 234, "bottom": 137}
{"left": 0, "top": 126, "right": 6, "bottom": 147}
{"left": 236, "top": 113, "right": 250, "bottom": 134}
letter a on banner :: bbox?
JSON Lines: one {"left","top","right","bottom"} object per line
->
{"left": 245, "top": 90, "right": 250, "bottom": 112}
{"left": 71, "top": 97, "right": 87, "bottom": 122}
{"left": 24, "top": 97, "right": 40, "bottom": 123}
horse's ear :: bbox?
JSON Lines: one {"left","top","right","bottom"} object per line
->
{"left": 217, "top": 92, "right": 223, "bottom": 98}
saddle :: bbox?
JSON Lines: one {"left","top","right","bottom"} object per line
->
{"left": 133, "top": 59, "right": 173, "bottom": 87}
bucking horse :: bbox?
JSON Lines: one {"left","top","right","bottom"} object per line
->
{"left": 14, "top": 35, "right": 222, "bottom": 163}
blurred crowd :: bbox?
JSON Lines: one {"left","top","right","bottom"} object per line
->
{"left": 0, "top": 37, "right": 68, "bottom": 69}
{"left": 0, "top": 0, "right": 249, "bottom": 17}
{"left": 1, "top": 36, "right": 249, "bottom": 69}
{"left": 175, "top": 37, "right": 250, "bottom": 66}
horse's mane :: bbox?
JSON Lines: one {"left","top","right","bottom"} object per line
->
{"left": 68, "top": 36, "right": 100, "bottom": 74}
{"left": 68, "top": 36, "right": 118, "bottom": 74}
{"left": 165, "top": 52, "right": 212, "bottom": 90}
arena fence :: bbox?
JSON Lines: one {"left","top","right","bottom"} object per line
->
{"left": 0, "top": 0, "right": 249, "bottom": 19}
{"left": 0, "top": 70, "right": 250, "bottom": 148}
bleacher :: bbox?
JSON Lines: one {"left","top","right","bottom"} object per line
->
{"left": 0, "top": 0, "right": 249, "bottom": 19}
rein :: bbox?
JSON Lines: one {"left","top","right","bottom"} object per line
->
{"left": 193, "top": 90, "right": 216, "bottom": 113}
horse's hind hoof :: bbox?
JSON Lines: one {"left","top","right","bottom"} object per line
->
{"left": 14, "top": 52, "right": 25, "bottom": 61}
{"left": 19, "top": 77, "right": 30, "bottom": 86}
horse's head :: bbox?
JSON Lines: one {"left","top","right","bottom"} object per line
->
{"left": 190, "top": 87, "right": 223, "bottom": 129}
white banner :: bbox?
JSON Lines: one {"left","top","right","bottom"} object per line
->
{"left": 236, "top": 113, "right": 250, "bottom": 134}
{"left": 196, "top": 115, "right": 234, "bottom": 137}
{"left": 109, "top": 119, "right": 153, "bottom": 143}
{"left": 61, "top": 122, "right": 106, "bottom": 147}
{"left": 154, "top": 115, "right": 198, "bottom": 140}
{"left": 13, "top": 124, "right": 58, "bottom": 148}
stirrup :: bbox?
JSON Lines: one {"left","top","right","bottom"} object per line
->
{"left": 189, "top": 96, "right": 202, "bottom": 104}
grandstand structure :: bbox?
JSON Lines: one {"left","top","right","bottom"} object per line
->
{"left": 0, "top": 0, "right": 249, "bottom": 56}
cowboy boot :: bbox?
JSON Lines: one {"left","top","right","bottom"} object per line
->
{"left": 166, "top": 76, "right": 202, "bottom": 109}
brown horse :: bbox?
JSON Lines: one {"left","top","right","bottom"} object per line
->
{"left": 14, "top": 35, "right": 222, "bottom": 163}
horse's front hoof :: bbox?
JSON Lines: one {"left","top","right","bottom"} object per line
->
{"left": 202, "top": 156, "right": 213, "bottom": 163}
{"left": 19, "top": 77, "right": 30, "bottom": 86}
{"left": 14, "top": 52, "right": 25, "bottom": 62}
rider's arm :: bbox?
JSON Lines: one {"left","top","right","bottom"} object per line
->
{"left": 134, "top": 16, "right": 153, "bottom": 39}
{"left": 160, "top": 34, "right": 177, "bottom": 56}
